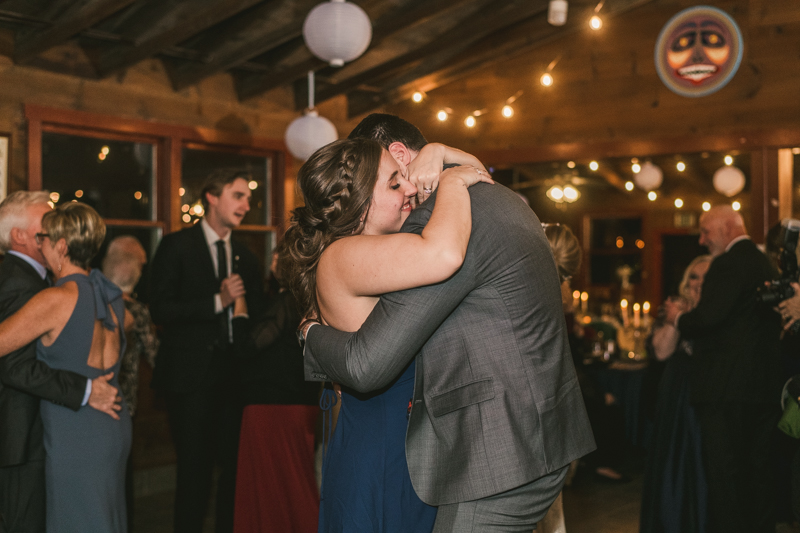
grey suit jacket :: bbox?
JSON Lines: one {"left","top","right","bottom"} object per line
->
{"left": 305, "top": 182, "right": 595, "bottom": 505}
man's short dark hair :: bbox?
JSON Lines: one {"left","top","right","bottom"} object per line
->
{"left": 200, "top": 170, "right": 251, "bottom": 211}
{"left": 348, "top": 113, "right": 428, "bottom": 152}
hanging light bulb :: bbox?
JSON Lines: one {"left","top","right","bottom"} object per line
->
{"left": 648, "top": 191, "right": 657, "bottom": 201}
{"left": 548, "top": 0, "right": 568, "bottom": 26}
{"left": 625, "top": 181, "right": 634, "bottom": 191}
{"left": 562, "top": 185, "right": 580, "bottom": 202}
{"left": 437, "top": 110, "right": 448, "bottom": 121}
{"left": 547, "top": 185, "right": 565, "bottom": 202}
{"left": 589, "top": 161, "right": 599, "bottom": 171}
{"left": 732, "top": 201, "right": 741, "bottom": 211}
{"left": 502, "top": 105, "right": 514, "bottom": 118}
{"left": 590, "top": 15, "right": 602, "bottom": 29}
{"left": 631, "top": 163, "right": 641, "bottom": 173}
{"left": 702, "top": 201, "right": 711, "bottom": 211}
{"left": 676, "top": 161, "right": 686, "bottom": 172}
{"left": 724, "top": 155, "right": 734, "bottom": 165}
{"left": 465, "top": 116, "right": 476, "bottom": 128}
{"left": 540, "top": 72, "right": 554, "bottom": 87}
{"left": 674, "top": 198, "right": 684, "bottom": 208}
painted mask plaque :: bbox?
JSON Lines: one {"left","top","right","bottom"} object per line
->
{"left": 654, "top": 6, "right": 743, "bottom": 97}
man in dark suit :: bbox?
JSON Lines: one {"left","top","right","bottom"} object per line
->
{"left": 301, "top": 115, "right": 595, "bottom": 531}
{"left": 150, "top": 172, "right": 262, "bottom": 533}
{"left": 0, "top": 191, "right": 120, "bottom": 533}
{"left": 666, "top": 205, "right": 782, "bottom": 533}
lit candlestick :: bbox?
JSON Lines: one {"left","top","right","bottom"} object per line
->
{"left": 572, "top": 290, "right": 581, "bottom": 313}
{"left": 580, "top": 292, "right": 588, "bottom": 314}
{"left": 633, "top": 302, "right": 641, "bottom": 328}
{"left": 620, "top": 299, "right": 629, "bottom": 327}
{"left": 643, "top": 301, "right": 651, "bottom": 326}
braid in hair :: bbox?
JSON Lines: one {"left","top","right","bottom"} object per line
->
{"left": 279, "top": 138, "right": 383, "bottom": 319}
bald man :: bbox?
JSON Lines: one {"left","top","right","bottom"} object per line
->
{"left": 665, "top": 206, "right": 782, "bottom": 533}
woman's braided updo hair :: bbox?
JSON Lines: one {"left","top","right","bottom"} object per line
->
{"left": 279, "top": 138, "right": 383, "bottom": 319}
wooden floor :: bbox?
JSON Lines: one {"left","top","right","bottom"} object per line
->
{"left": 132, "top": 462, "right": 647, "bottom": 533}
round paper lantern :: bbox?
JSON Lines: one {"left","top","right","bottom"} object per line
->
{"left": 634, "top": 161, "right": 663, "bottom": 191}
{"left": 284, "top": 109, "right": 338, "bottom": 161}
{"left": 713, "top": 165, "right": 746, "bottom": 197}
{"left": 303, "top": 0, "right": 372, "bottom": 67}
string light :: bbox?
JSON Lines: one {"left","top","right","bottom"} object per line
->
{"left": 732, "top": 201, "right": 741, "bottom": 211}
{"left": 702, "top": 202, "right": 711, "bottom": 211}
{"left": 632, "top": 163, "right": 641, "bottom": 173}
{"left": 625, "top": 181, "right": 634, "bottom": 191}
{"left": 563, "top": 185, "right": 580, "bottom": 201}
{"left": 676, "top": 161, "right": 686, "bottom": 171}
{"left": 567, "top": 161, "right": 576, "bottom": 169}
{"left": 674, "top": 198, "right": 683, "bottom": 208}
{"left": 465, "top": 116, "right": 476, "bottom": 128}
{"left": 540, "top": 72, "right": 554, "bottom": 87}
{"left": 49, "top": 192, "right": 60, "bottom": 203}
{"left": 75, "top": 190, "right": 83, "bottom": 198}
{"left": 724, "top": 155, "right": 734, "bottom": 165}
{"left": 134, "top": 191, "right": 143, "bottom": 200}
{"left": 502, "top": 105, "right": 514, "bottom": 118}
{"left": 248, "top": 180, "right": 258, "bottom": 190}
{"left": 590, "top": 15, "right": 602, "bottom": 29}
{"left": 412, "top": 91, "right": 423, "bottom": 103}
{"left": 589, "top": 161, "right": 599, "bottom": 171}
{"left": 648, "top": 191, "right": 657, "bottom": 201}
{"left": 437, "top": 110, "right": 448, "bottom": 121}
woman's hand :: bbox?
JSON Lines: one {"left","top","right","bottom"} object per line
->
{"left": 408, "top": 143, "right": 488, "bottom": 203}
{"left": 776, "top": 282, "right": 800, "bottom": 330}
{"left": 439, "top": 165, "right": 494, "bottom": 189}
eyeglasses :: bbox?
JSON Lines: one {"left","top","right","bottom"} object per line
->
{"left": 35, "top": 233, "right": 50, "bottom": 245}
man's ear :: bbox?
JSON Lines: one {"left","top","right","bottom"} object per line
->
{"left": 8, "top": 227, "right": 25, "bottom": 248}
{"left": 387, "top": 142, "right": 412, "bottom": 168}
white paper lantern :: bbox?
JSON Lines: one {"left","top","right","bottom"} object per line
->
{"left": 303, "top": 0, "right": 372, "bottom": 67}
{"left": 548, "top": 0, "right": 568, "bottom": 26}
{"left": 284, "top": 109, "right": 338, "bottom": 161}
{"left": 713, "top": 165, "right": 746, "bottom": 197}
{"left": 634, "top": 161, "right": 663, "bottom": 191}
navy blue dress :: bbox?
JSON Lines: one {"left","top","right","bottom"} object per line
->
{"left": 37, "top": 272, "right": 131, "bottom": 533}
{"left": 318, "top": 360, "right": 436, "bottom": 532}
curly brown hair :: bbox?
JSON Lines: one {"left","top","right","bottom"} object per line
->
{"left": 279, "top": 138, "right": 384, "bottom": 319}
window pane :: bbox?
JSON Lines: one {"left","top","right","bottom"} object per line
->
{"left": 42, "top": 132, "right": 155, "bottom": 220}
{"left": 92, "top": 226, "right": 162, "bottom": 304}
{"left": 181, "top": 148, "right": 271, "bottom": 226}
{"left": 232, "top": 230, "right": 275, "bottom": 277}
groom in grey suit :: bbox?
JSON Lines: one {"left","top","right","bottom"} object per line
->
{"left": 303, "top": 114, "right": 595, "bottom": 531}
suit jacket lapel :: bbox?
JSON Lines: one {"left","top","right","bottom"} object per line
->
{"left": 190, "top": 223, "right": 218, "bottom": 282}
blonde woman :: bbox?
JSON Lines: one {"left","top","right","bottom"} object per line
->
{"left": 0, "top": 203, "right": 130, "bottom": 533}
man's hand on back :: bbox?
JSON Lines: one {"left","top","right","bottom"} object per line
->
{"left": 89, "top": 372, "right": 122, "bottom": 420}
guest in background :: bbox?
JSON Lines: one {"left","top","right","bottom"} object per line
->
{"left": 150, "top": 170, "right": 263, "bottom": 533}
{"left": 640, "top": 254, "right": 712, "bottom": 533}
{"left": 665, "top": 206, "right": 782, "bottom": 533}
{"left": 544, "top": 223, "right": 627, "bottom": 485}
{"left": 0, "top": 202, "right": 130, "bottom": 532}
{"left": 231, "top": 249, "right": 320, "bottom": 533}
{"left": 102, "top": 235, "right": 159, "bottom": 531}
{"left": 0, "top": 192, "right": 119, "bottom": 532}
{"left": 103, "top": 235, "right": 157, "bottom": 416}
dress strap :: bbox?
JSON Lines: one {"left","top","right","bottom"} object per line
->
{"left": 88, "top": 269, "right": 123, "bottom": 332}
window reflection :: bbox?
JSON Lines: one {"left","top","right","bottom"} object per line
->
{"left": 42, "top": 133, "right": 155, "bottom": 220}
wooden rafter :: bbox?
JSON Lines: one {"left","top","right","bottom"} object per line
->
{"left": 14, "top": 0, "right": 136, "bottom": 63}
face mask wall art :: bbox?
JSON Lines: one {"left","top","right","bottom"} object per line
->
{"left": 654, "top": 5, "right": 743, "bottom": 97}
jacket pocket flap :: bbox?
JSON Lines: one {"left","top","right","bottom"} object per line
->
{"left": 429, "top": 378, "right": 494, "bottom": 418}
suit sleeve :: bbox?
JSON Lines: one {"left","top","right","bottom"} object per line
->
{"left": 678, "top": 255, "right": 742, "bottom": 338}
{"left": 0, "top": 287, "right": 86, "bottom": 411}
{"left": 304, "top": 202, "right": 476, "bottom": 393}
{"left": 149, "top": 233, "right": 217, "bottom": 325}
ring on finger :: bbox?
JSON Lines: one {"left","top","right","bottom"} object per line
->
{"left": 423, "top": 187, "right": 432, "bottom": 194}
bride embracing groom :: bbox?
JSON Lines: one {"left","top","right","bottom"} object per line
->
{"left": 282, "top": 113, "right": 596, "bottom": 533}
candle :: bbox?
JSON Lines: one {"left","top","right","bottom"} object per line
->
{"left": 580, "top": 292, "right": 589, "bottom": 314}
{"left": 620, "top": 299, "right": 629, "bottom": 326}
{"left": 633, "top": 302, "right": 641, "bottom": 328}
{"left": 643, "top": 301, "right": 651, "bottom": 326}
{"left": 572, "top": 290, "right": 581, "bottom": 312}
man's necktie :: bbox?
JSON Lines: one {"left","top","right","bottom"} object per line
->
{"left": 216, "top": 239, "right": 231, "bottom": 342}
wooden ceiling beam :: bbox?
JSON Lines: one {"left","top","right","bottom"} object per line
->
{"left": 14, "top": 0, "right": 136, "bottom": 64}
{"left": 311, "top": 0, "right": 539, "bottom": 110}
{"left": 89, "top": 0, "right": 262, "bottom": 77}
{"left": 167, "top": 0, "right": 325, "bottom": 91}
{"left": 238, "top": 0, "right": 477, "bottom": 102}
{"left": 348, "top": 0, "right": 655, "bottom": 117}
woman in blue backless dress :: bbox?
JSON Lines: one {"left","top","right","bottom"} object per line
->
{"left": 0, "top": 203, "right": 130, "bottom": 533}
